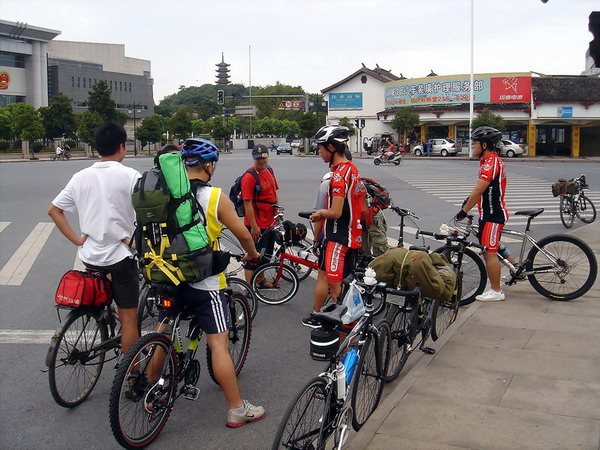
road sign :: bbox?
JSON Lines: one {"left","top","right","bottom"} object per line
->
{"left": 234, "top": 105, "right": 257, "bottom": 117}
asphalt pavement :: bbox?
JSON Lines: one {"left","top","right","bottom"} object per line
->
{"left": 348, "top": 220, "right": 600, "bottom": 450}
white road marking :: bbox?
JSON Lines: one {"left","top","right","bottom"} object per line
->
{"left": 0, "top": 329, "right": 56, "bottom": 344}
{"left": 0, "top": 222, "right": 55, "bottom": 286}
{"left": 73, "top": 254, "right": 85, "bottom": 270}
{"left": 0, "top": 222, "right": 10, "bottom": 233}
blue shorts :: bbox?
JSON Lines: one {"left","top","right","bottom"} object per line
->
{"left": 174, "top": 286, "right": 230, "bottom": 334}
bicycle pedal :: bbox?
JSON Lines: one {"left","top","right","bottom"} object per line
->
{"left": 183, "top": 385, "right": 200, "bottom": 401}
{"left": 422, "top": 347, "right": 436, "bottom": 355}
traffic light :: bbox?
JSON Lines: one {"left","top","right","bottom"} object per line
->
{"left": 354, "top": 119, "right": 360, "bottom": 128}
{"left": 217, "top": 90, "right": 224, "bottom": 105}
{"left": 589, "top": 12, "right": 600, "bottom": 67}
{"left": 360, "top": 119, "right": 365, "bottom": 129}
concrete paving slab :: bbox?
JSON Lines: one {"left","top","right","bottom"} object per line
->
{"left": 367, "top": 433, "right": 471, "bottom": 449}
{"left": 431, "top": 341, "right": 600, "bottom": 383}
{"left": 525, "top": 328, "right": 600, "bottom": 358}
{"left": 500, "top": 374, "right": 600, "bottom": 420}
{"left": 451, "top": 322, "right": 534, "bottom": 350}
{"left": 409, "top": 365, "right": 513, "bottom": 407}
{"left": 377, "top": 393, "right": 600, "bottom": 450}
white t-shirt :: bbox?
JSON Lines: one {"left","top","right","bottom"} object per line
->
{"left": 52, "top": 161, "right": 141, "bottom": 266}
{"left": 56, "top": 147, "right": 62, "bottom": 155}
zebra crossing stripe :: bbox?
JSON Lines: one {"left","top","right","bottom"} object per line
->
{"left": 0, "top": 329, "right": 55, "bottom": 344}
{"left": 0, "top": 222, "right": 9, "bottom": 233}
{"left": 0, "top": 222, "right": 55, "bottom": 286}
{"left": 73, "top": 254, "right": 85, "bottom": 271}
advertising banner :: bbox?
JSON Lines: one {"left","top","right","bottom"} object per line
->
{"left": 384, "top": 73, "right": 531, "bottom": 108}
{"left": 329, "top": 92, "right": 363, "bottom": 110}
{"left": 277, "top": 100, "right": 305, "bottom": 110}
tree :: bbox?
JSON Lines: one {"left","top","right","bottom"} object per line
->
{"left": 39, "top": 94, "right": 77, "bottom": 140}
{"left": 338, "top": 118, "right": 356, "bottom": 137}
{"left": 168, "top": 108, "right": 193, "bottom": 139}
{"left": 0, "top": 108, "right": 12, "bottom": 141}
{"left": 191, "top": 118, "right": 206, "bottom": 136}
{"left": 472, "top": 108, "right": 506, "bottom": 131}
{"left": 8, "top": 103, "right": 44, "bottom": 143}
{"left": 87, "top": 80, "right": 117, "bottom": 122}
{"left": 390, "top": 107, "right": 420, "bottom": 140}
{"left": 298, "top": 112, "right": 316, "bottom": 138}
{"left": 77, "top": 110, "right": 104, "bottom": 145}
{"left": 136, "top": 114, "right": 164, "bottom": 147}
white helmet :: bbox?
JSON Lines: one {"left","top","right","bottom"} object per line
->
{"left": 313, "top": 125, "right": 350, "bottom": 145}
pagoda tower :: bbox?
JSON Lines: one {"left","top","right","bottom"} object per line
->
{"left": 215, "top": 53, "right": 231, "bottom": 85}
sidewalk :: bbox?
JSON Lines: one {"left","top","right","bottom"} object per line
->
{"left": 349, "top": 221, "right": 600, "bottom": 450}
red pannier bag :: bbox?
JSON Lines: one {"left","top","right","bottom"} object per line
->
{"left": 55, "top": 270, "right": 113, "bottom": 308}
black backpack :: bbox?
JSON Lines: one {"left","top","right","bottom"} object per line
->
{"left": 229, "top": 166, "right": 275, "bottom": 217}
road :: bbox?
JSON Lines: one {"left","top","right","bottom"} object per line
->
{"left": 0, "top": 154, "right": 598, "bottom": 449}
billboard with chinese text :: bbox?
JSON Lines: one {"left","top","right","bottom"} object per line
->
{"left": 328, "top": 92, "right": 363, "bottom": 110}
{"left": 384, "top": 73, "right": 531, "bottom": 108}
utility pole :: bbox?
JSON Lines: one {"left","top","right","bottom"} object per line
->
{"left": 129, "top": 102, "right": 141, "bottom": 156}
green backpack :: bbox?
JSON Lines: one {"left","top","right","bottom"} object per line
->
{"left": 132, "top": 152, "right": 213, "bottom": 285}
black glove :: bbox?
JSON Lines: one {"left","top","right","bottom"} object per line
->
{"left": 461, "top": 197, "right": 469, "bottom": 208}
{"left": 456, "top": 210, "right": 467, "bottom": 221}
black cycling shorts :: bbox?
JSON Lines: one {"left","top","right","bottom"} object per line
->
{"left": 84, "top": 257, "right": 139, "bottom": 309}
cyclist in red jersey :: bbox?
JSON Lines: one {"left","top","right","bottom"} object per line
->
{"left": 456, "top": 126, "right": 509, "bottom": 302}
{"left": 303, "top": 125, "right": 364, "bottom": 328}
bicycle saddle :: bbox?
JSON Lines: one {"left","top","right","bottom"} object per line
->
{"left": 311, "top": 303, "right": 348, "bottom": 327}
{"left": 298, "top": 211, "right": 315, "bottom": 219}
{"left": 514, "top": 208, "right": 544, "bottom": 217}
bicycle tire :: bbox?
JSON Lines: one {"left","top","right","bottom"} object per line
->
{"left": 276, "top": 242, "right": 314, "bottom": 282}
{"left": 350, "top": 328, "right": 386, "bottom": 431}
{"left": 434, "top": 246, "right": 486, "bottom": 306}
{"left": 47, "top": 308, "right": 108, "bottom": 408}
{"left": 137, "top": 281, "right": 160, "bottom": 334}
{"left": 526, "top": 234, "right": 597, "bottom": 301}
{"left": 109, "top": 333, "right": 178, "bottom": 449}
{"left": 560, "top": 196, "right": 574, "bottom": 229}
{"left": 575, "top": 195, "right": 596, "bottom": 224}
{"left": 206, "top": 293, "right": 252, "bottom": 384}
{"left": 431, "top": 271, "right": 461, "bottom": 341}
{"left": 271, "top": 376, "right": 334, "bottom": 450}
{"left": 384, "top": 302, "right": 415, "bottom": 382}
{"left": 220, "top": 229, "right": 246, "bottom": 276}
{"left": 227, "top": 276, "right": 258, "bottom": 321}
{"left": 251, "top": 262, "right": 299, "bottom": 305}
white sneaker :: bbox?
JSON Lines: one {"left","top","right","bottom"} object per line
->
{"left": 476, "top": 289, "right": 505, "bottom": 302}
{"left": 501, "top": 274, "right": 513, "bottom": 283}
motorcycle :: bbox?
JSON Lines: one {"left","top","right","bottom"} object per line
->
{"left": 373, "top": 150, "right": 402, "bottom": 166}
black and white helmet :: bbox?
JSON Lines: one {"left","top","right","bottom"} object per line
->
{"left": 313, "top": 125, "right": 350, "bottom": 145}
{"left": 471, "top": 126, "right": 502, "bottom": 144}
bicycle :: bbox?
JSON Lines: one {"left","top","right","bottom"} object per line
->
{"left": 271, "top": 278, "right": 391, "bottom": 450}
{"left": 109, "top": 282, "right": 252, "bottom": 449}
{"left": 557, "top": 174, "right": 596, "bottom": 228}
{"left": 46, "top": 269, "right": 153, "bottom": 408}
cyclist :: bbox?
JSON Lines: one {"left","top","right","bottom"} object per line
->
{"left": 303, "top": 125, "right": 364, "bottom": 328}
{"left": 241, "top": 144, "right": 279, "bottom": 285}
{"left": 48, "top": 122, "right": 141, "bottom": 354}
{"left": 177, "top": 138, "right": 265, "bottom": 427}
{"left": 456, "top": 126, "right": 509, "bottom": 302}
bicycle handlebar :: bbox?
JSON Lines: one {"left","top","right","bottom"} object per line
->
{"left": 416, "top": 227, "right": 486, "bottom": 251}
{"left": 390, "top": 206, "right": 418, "bottom": 219}
{"left": 298, "top": 210, "right": 314, "bottom": 219}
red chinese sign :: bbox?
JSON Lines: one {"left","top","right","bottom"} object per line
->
{"left": 490, "top": 76, "right": 531, "bottom": 103}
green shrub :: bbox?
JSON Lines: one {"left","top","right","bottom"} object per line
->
{"left": 64, "top": 140, "right": 76, "bottom": 148}
{"left": 32, "top": 143, "right": 44, "bottom": 153}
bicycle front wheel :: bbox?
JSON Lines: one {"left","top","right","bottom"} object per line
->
{"left": 435, "top": 246, "right": 486, "bottom": 306}
{"left": 431, "top": 272, "right": 461, "bottom": 341}
{"left": 47, "top": 308, "right": 108, "bottom": 408}
{"left": 207, "top": 293, "right": 252, "bottom": 384}
{"left": 526, "top": 234, "right": 597, "bottom": 301}
{"left": 384, "top": 301, "right": 415, "bottom": 382}
{"left": 351, "top": 326, "right": 387, "bottom": 431}
{"left": 227, "top": 276, "right": 258, "bottom": 321}
{"left": 560, "top": 196, "right": 574, "bottom": 228}
{"left": 575, "top": 195, "right": 596, "bottom": 224}
{"left": 271, "top": 376, "right": 334, "bottom": 450}
{"left": 109, "top": 333, "right": 178, "bottom": 449}
{"left": 251, "top": 262, "right": 299, "bottom": 305}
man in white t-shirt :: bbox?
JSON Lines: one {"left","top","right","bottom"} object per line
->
{"left": 48, "top": 122, "right": 141, "bottom": 354}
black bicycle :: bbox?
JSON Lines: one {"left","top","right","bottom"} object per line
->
{"left": 558, "top": 174, "right": 596, "bottom": 228}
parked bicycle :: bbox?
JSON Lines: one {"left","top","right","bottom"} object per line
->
{"left": 109, "top": 281, "right": 252, "bottom": 449}
{"left": 555, "top": 174, "right": 596, "bottom": 228}
{"left": 46, "top": 270, "right": 154, "bottom": 408}
{"left": 271, "top": 277, "right": 391, "bottom": 449}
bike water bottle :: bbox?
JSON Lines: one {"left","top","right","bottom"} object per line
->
{"left": 336, "top": 362, "right": 347, "bottom": 400}
{"left": 498, "top": 244, "right": 510, "bottom": 259}
{"left": 343, "top": 348, "right": 359, "bottom": 384}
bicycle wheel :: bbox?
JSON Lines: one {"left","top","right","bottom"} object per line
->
{"left": 206, "top": 293, "right": 252, "bottom": 384}
{"left": 384, "top": 301, "right": 415, "bottom": 383}
{"left": 227, "top": 276, "right": 258, "bottom": 321}
{"left": 435, "top": 246, "right": 486, "bottom": 306}
{"left": 431, "top": 272, "right": 461, "bottom": 341}
{"left": 109, "top": 333, "right": 178, "bottom": 449}
{"left": 220, "top": 229, "right": 245, "bottom": 276}
{"left": 277, "top": 242, "right": 314, "bottom": 282}
{"left": 137, "top": 281, "right": 160, "bottom": 334}
{"left": 526, "top": 234, "right": 597, "bottom": 301}
{"left": 575, "top": 195, "right": 596, "bottom": 224}
{"left": 251, "top": 262, "right": 299, "bottom": 305}
{"left": 350, "top": 328, "right": 386, "bottom": 431}
{"left": 47, "top": 308, "right": 108, "bottom": 408}
{"left": 559, "top": 196, "right": 574, "bottom": 229}
{"left": 271, "top": 376, "right": 335, "bottom": 450}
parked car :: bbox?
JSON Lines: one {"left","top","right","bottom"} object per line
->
{"left": 291, "top": 140, "right": 302, "bottom": 148}
{"left": 276, "top": 142, "right": 293, "bottom": 155}
{"left": 498, "top": 139, "right": 525, "bottom": 158}
{"left": 412, "top": 138, "right": 459, "bottom": 157}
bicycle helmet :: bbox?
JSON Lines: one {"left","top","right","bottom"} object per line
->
{"left": 181, "top": 138, "right": 219, "bottom": 166}
{"left": 313, "top": 125, "right": 350, "bottom": 145}
{"left": 471, "top": 126, "right": 502, "bottom": 145}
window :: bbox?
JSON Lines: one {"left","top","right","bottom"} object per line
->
{"left": 94, "top": 78, "right": 97, "bottom": 86}
{"left": 109, "top": 80, "right": 113, "bottom": 90}
{"left": 77, "top": 77, "right": 80, "bottom": 88}
{"left": 82, "top": 78, "right": 86, "bottom": 88}
{"left": 361, "top": 75, "right": 367, "bottom": 84}
{"left": 89, "top": 78, "right": 92, "bottom": 87}
{"left": 0, "top": 52, "right": 25, "bottom": 68}
{"left": 119, "top": 81, "right": 123, "bottom": 91}
{"left": 71, "top": 77, "right": 75, "bottom": 88}
{"left": 129, "top": 82, "right": 132, "bottom": 92}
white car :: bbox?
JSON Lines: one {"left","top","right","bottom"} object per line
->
{"left": 291, "top": 140, "right": 302, "bottom": 148}
{"left": 498, "top": 139, "right": 525, "bottom": 157}
{"left": 412, "top": 138, "right": 459, "bottom": 157}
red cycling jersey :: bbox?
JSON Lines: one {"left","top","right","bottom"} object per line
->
{"left": 477, "top": 152, "right": 509, "bottom": 224}
{"left": 324, "top": 161, "right": 363, "bottom": 249}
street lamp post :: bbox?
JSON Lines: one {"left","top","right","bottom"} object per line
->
{"left": 128, "top": 102, "right": 141, "bottom": 156}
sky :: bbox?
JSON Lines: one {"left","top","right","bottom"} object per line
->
{"left": 7, "top": 0, "right": 599, "bottom": 103}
